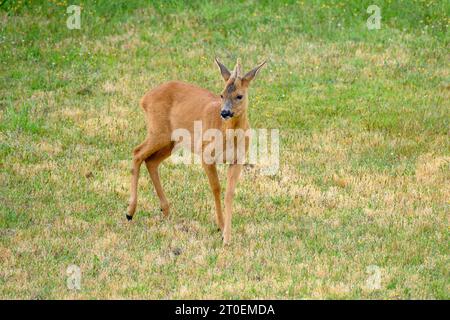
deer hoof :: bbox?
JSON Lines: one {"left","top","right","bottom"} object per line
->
{"left": 222, "top": 232, "right": 231, "bottom": 245}
{"left": 126, "top": 214, "right": 133, "bottom": 221}
{"left": 160, "top": 206, "right": 170, "bottom": 216}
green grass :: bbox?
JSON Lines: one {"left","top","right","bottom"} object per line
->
{"left": 0, "top": 0, "right": 449, "bottom": 299}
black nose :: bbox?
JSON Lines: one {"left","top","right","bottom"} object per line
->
{"left": 221, "top": 110, "right": 233, "bottom": 118}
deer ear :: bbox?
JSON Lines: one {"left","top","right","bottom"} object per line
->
{"left": 242, "top": 60, "right": 267, "bottom": 86}
{"left": 215, "top": 57, "right": 231, "bottom": 82}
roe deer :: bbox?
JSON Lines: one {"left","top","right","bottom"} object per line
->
{"left": 126, "top": 58, "right": 266, "bottom": 245}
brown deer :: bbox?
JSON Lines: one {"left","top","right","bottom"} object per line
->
{"left": 126, "top": 58, "right": 266, "bottom": 245}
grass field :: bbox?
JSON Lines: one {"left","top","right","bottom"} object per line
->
{"left": 0, "top": 0, "right": 449, "bottom": 299}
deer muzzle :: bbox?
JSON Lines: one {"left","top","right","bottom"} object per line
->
{"left": 220, "top": 100, "right": 234, "bottom": 120}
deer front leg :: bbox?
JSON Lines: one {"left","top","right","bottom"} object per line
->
{"left": 203, "top": 163, "right": 224, "bottom": 231}
{"left": 203, "top": 163, "right": 223, "bottom": 232}
{"left": 223, "top": 163, "right": 243, "bottom": 245}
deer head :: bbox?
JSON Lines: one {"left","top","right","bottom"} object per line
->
{"left": 215, "top": 58, "right": 266, "bottom": 120}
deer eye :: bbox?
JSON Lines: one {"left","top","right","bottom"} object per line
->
{"left": 236, "top": 95, "right": 243, "bottom": 100}
{"left": 220, "top": 94, "right": 224, "bottom": 99}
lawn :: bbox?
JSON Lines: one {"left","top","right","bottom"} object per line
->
{"left": 0, "top": 0, "right": 449, "bottom": 299}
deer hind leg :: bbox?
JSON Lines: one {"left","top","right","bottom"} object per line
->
{"left": 126, "top": 137, "right": 168, "bottom": 220}
{"left": 202, "top": 163, "right": 224, "bottom": 231}
{"left": 145, "top": 143, "right": 173, "bottom": 216}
